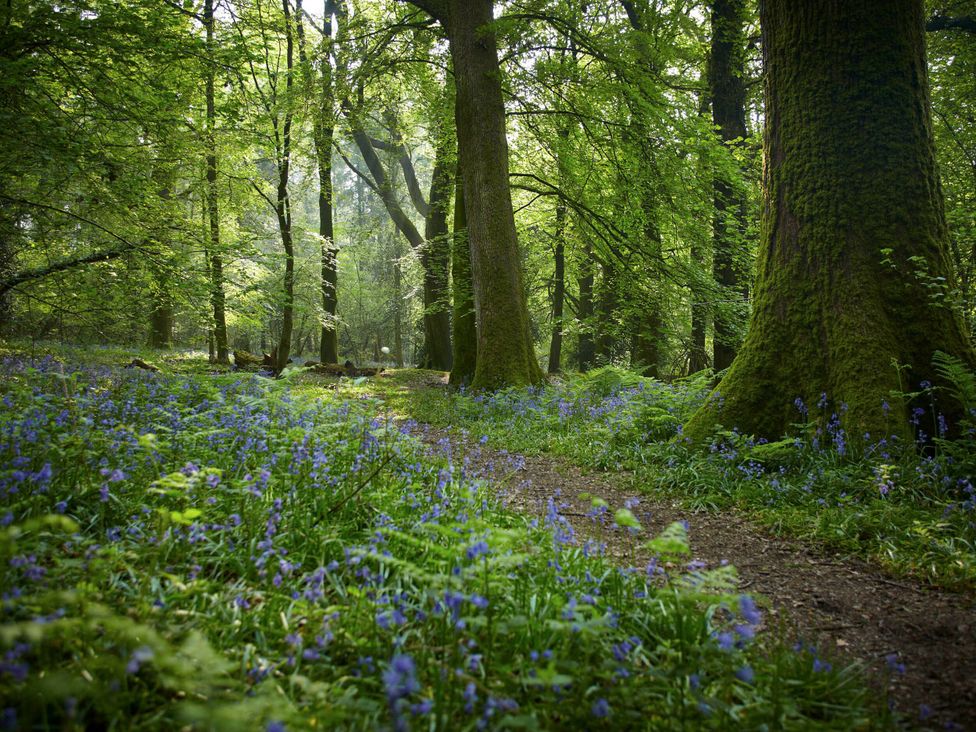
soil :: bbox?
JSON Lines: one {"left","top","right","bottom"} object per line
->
{"left": 405, "top": 420, "right": 976, "bottom": 731}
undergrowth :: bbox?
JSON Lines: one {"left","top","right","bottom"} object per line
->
{"left": 0, "top": 354, "right": 892, "bottom": 729}
{"left": 374, "top": 365, "right": 976, "bottom": 591}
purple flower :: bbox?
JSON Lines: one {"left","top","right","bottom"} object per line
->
{"left": 738, "top": 595, "right": 761, "bottom": 626}
{"left": 126, "top": 646, "right": 154, "bottom": 675}
{"left": 383, "top": 654, "right": 420, "bottom": 704}
{"left": 591, "top": 698, "right": 611, "bottom": 718}
{"left": 735, "top": 665, "right": 754, "bottom": 684}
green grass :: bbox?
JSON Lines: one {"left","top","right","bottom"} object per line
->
{"left": 0, "top": 350, "right": 895, "bottom": 729}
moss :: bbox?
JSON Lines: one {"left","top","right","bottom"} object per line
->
{"left": 684, "top": 0, "right": 976, "bottom": 445}
{"left": 746, "top": 439, "right": 799, "bottom": 470}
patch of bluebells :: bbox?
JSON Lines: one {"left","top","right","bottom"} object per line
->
{"left": 0, "top": 358, "right": 893, "bottom": 729}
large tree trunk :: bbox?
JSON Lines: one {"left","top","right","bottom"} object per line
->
{"left": 684, "top": 0, "right": 976, "bottom": 443}
{"left": 204, "top": 0, "right": 229, "bottom": 364}
{"left": 413, "top": 0, "right": 542, "bottom": 389}
{"left": 709, "top": 0, "right": 749, "bottom": 371}
{"left": 450, "top": 176, "right": 477, "bottom": 386}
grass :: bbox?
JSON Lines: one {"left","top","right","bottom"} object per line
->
{"left": 0, "top": 349, "right": 897, "bottom": 730}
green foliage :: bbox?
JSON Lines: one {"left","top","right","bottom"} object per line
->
{"left": 385, "top": 366, "right": 976, "bottom": 591}
{"left": 0, "top": 353, "right": 892, "bottom": 729}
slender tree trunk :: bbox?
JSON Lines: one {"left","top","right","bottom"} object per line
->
{"left": 392, "top": 239, "right": 404, "bottom": 367}
{"left": 317, "top": 18, "right": 340, "bottom": 364}
{"left": 577, "top": 242, "right": 595, "bottom": 371}
{"left": 274, "top": 0, "right": 296, "bottom": 374}
{"left": 685, "top": 0, "right": 976, "bottom": 442}
{"left": 450, "top": 176, "right": 477, "bottom": 385}
{"left": 689, "top": 237, "right": 709, "bottom": 373}
{"left": 548, "top": 233, "right": 565, "bottom": 374}
{"left": 420, "top": 140, "right": 454, "bottom": 370}
{"left": 596, "top": 261, "right": 618, "bottom": 364}
{"left": 204, "top": 0, "right": 229, "bottom": 364}
{"left": 710, "top": 0, "right": 749, "bottom": 371}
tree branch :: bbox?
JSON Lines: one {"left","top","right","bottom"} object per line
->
{"left": 0, "top": 247, "right": 131, "bottom": 299}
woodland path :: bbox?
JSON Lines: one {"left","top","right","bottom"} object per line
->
{"left": 399, "top": 417, "right": 976, "bottom": 730}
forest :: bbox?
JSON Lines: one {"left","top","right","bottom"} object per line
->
{"left": 1, "top": 0, "right": 976, "bottom": 729}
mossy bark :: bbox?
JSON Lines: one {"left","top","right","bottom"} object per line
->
{"left": 684, "top": 0, "right": 976, "bottom": 443}
{"left": 445, "top": 0, "right": 543, "bottom": 389}
{"left": 709, "top": 0, "right": 749, "bottom": 371}
{"left": 450, "top": 175, "right": 476, "bottom": 386}
{"left": 420, "top": 138, "right": 454, "bottom": 371}
{"left": 204, "top": 0, "right": 229, "bottom": 365}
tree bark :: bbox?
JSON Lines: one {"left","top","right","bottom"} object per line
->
{"left": 548, "top": 233, "right": 565, "bottom": 374}
{"left": 420, "top": 142, "right": 454, "bottom": 370}
{"left": 450, "top": 175, "right": 477, "bottom": 385}
{"left": 414, "top": 0, "right": 543, "bottom": 389}
{"left": 577, "top": 242, "right": 595, "bottom": 371}
{"left": 204, "top": 0, "right": 229, "bottom": 364}
{"left": 709, "top": 0, "right": 749, "bottom": 371}
{"left": 684, "top": 0, "right": 976, "bottom": 442}
{"left": 297, "top": 0, "right": 339, "bottom": 364}
{"left": 273, "top": 0, "right": 296, "bottom": 375}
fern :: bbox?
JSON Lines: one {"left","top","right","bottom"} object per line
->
{"left": 933, "top": 350, "right": 976, "bottom": 412}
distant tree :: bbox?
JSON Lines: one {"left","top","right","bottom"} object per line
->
{"left": 685, "top": 0, "right": 976, "bottom": 442}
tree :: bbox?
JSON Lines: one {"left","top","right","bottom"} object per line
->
{"left": 708, "top": 0, "right": 749, "bottom": 371}
{"left": 204, "top": 0, "right": 230, "bottom": 364}
{"left": 450, "top": 173, "right": 476, "bottom": 385}
{"left": 296, "top": 0, "right": 340, "bottom": 364}
{"left": 684, "top": 0, "right": 976, "bottom": 442}
{"left": 405, "top": 0, "right": 544, "bottom": 389}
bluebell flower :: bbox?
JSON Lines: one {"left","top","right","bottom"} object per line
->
{"left": 591, "top": 698, "right": 611, "bottom": 718}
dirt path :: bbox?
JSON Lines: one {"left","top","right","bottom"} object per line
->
{"left": 407, "top": 422, "right": 976, "bottom": 731}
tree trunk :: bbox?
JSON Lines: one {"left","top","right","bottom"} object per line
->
{"left": 204, "top": 0, "right": 229, "bottom": 364}
{"left": 577, "top": 242, "right": 595, "bottom": 371}
{"left": 709, "top": 0, "right": 749, "bottom": 371}
{"left": 548, "top": 234, "right": 565, "bottom": 374}
{"left": 318, "top": 11, "right": 340, "bottom": 364}
{"left": 689, "top": 237, "right": 709, "bottom": 373}
{"left": 149, "top": 301, "right": 173, "bottom": 349}
{"left": 684, "top": 0, "right": 976, "bottom": 442}
{"left": 450, "top": 176, "right": 477, "bottom": 385}
{"left": 273, "top": 0, "right": 296, "bottom": 375}
{"left": 420, "top": 139, "right": 454, "bottom": 370}
{"left": 596, "top": 260, "right": 618, "bottom": 364}
{"left": 419, "top": 0, "right": 542, "bottom": 389}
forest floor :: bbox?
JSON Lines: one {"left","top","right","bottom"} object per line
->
{"left": 378, "top": 378, "right": 976, "bottom": 731}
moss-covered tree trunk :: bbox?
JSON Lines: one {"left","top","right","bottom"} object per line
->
{"left": 420, "top": 140, "right": 454, "bottom": 371}
{"left": 410, "top": 0, "right": 543, "bottom": 389}
{"left": 451, "top": 0, "right": 542, "bottom": 388}
{"left": 709, "top": 0, "right": 749, "bottom": 371}
{"left": 450, "top": 176, "right": 477, "bottom": 386}
{"left": 204, "top": 0, "right": 229, "bottom": 364}
{"left": 685, "top": 0, "right": 976, "bottom": 442}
